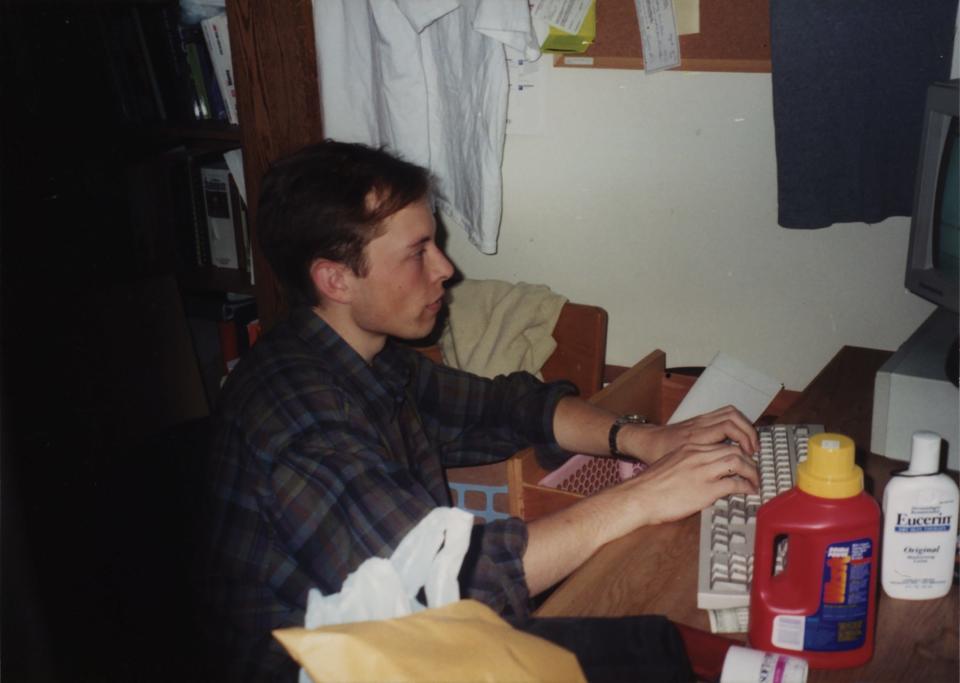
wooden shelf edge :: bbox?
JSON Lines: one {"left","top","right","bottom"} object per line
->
{"left": 177, "top": 267, "right": 256, "bottom": 296}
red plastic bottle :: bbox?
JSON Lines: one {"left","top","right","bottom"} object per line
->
{"left": 748, "top": 433, "right": 880, "bottom": 669}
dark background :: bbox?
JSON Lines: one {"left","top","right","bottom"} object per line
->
{"left": 2, "top": 2, "right": 219, "bottom": 679}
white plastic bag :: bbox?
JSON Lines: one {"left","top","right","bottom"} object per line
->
{"left": 298, "top": 507, "right": 475, "bottom": 682}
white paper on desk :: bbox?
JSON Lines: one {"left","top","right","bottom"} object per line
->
{"left": 667, "top": 353, "right": 782, "bottom": 425}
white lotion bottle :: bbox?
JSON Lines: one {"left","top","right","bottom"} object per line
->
{"left": 881, "top": 431, "right": 959, "bottom": 599}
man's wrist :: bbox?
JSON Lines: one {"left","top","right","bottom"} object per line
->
{"left": 608, "top": 414, "right": 647, "bottom": 458}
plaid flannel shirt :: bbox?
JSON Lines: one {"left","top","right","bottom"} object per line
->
{"left": 199, "top": 306, "right": 576, "bottom": 679}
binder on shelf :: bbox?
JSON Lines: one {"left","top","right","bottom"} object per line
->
{"left": 228, "top": 172, "right": 254, "bottom": 282}
{"left": 201, "top": 161, "right": 239, "bottom": 269}
{"left": 168, "top": 146, "right": 231, "bottom": 270}
{"left": 199, "top": 13, "right": 239, "bottom": 124}
{"left": 186, "top": 152, "right": 213, "bottom": 268}
{"left": 199, "top": 158, "right": 249, "bottom": 282}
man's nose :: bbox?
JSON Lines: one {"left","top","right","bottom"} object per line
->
{"left": 430, "top": 246, "right": 455, "bottom": 282}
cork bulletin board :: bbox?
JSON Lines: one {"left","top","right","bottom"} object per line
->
{"left": 555, "top": 0, "right": 771, "bottom": 72}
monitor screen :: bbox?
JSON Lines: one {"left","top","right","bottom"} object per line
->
{"left": 932, "top": 117, "right": 959, "bottom": 287}
{"left": 905, "top": 80, "right": 960, "bottom": 314}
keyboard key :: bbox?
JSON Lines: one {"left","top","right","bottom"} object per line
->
{"left": 697, "top": 424, "right": 824, "bottom": 623}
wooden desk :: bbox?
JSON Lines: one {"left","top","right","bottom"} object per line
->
{"left": 535, "top": 347, "right": 959, "bottom": 682}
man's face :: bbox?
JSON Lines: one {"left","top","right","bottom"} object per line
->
{"left": 346, "top": 198, "right": 454, "bottom": 353}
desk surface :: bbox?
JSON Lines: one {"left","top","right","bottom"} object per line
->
{"left": 536, "top": 347, "right": 959, "bottom": 683}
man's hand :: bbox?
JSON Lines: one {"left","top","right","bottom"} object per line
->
{"left": 617, "top": 440, "right": 759, "bottom": 527}
{"left": 619, "top": 405, "right": 759, "bottom": 464}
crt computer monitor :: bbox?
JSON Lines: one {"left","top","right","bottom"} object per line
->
{"left": 871, "top": 80, "right": 960, "bottom": 465}
{"left": 904, "top": 79, "right": 959, "bottom": 315}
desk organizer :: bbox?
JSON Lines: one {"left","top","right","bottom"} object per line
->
{"left": 449, "top": 480, "right": 510, "bottom": 523}
{"left": 537, "top": 454, "right": 646, "bottom": 496}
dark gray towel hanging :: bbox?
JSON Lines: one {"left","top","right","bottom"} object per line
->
{"left": 771, "top": 1, "right": 958, "bottom": 229}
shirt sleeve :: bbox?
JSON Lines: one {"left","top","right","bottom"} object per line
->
{"left": 407, "top": 350, "right": 579, "bottom": 469}
{"left": 459, "top": 517, "right": 531, "bottom": 618}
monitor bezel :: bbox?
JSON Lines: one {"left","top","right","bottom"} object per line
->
{"left": 905, "top": 79, "right": 959, "bottom": 315}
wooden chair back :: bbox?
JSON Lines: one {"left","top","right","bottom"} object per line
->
{"left": 415, "top": 302, "right": 607, "bottom": 398}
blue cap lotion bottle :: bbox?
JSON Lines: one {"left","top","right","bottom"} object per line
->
{"left": 881, "top": 431, "right": 960, "bottom": 600}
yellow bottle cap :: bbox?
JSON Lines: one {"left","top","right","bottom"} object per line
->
{"left": 796, "top": 433, "right": 863, "bottom": 498}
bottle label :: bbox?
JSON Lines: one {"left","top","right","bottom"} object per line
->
{"left": 773, "top": 538, "right": 873, "bottom": 652}
{"left": 884, "top": 496, "right": 957, "bottom": 592}
{"left": 894, "top": 507, "right": 953, "bottom": 533}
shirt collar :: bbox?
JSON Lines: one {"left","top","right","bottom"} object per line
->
{"left": 289, "top": 306, "right": 412, "bottom": 415}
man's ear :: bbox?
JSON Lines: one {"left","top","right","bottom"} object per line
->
{"left": 309, "top": 258, "right": 353, "bottom": 304}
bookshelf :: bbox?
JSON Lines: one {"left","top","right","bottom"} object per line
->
{"left": 3, "top": 0, "right": 322, "bottom": 412}
{"left": 3, "top": 1, "right": 257, "bottom": 293}
{"left": 225, "top": 0, "right": 323, "bottom": 326}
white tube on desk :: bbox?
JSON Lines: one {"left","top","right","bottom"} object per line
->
{"left": 719, "top": 645, "right": 808, "bottom": 683}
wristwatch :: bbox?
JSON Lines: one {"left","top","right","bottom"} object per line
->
{"left": 608, "top": 414, "right": 647, "bottom": 458}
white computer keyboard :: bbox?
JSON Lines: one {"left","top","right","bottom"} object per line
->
{"left": 696, "top": 423, "right": 824, "bottom": 633}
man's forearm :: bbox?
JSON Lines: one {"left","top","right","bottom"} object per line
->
{"left": 522, "top": 483, "right": 644, "bottom": 595}
{"left": 550, "top": 396, "right": 620, "bottom": 457}
{"left": 526, "top": 401, "right": 762, "bottom": 597}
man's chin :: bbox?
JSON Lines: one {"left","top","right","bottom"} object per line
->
{"left": 394, "top": 316, "right": 442, "bottom": 344}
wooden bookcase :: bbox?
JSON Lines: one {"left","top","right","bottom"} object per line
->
{"left": 225, "top": 0, "right": 324, "bottom": 327}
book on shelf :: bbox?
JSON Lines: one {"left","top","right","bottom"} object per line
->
{"left": 136, "top": 2, "right": 202, "bottom": 124}
{"left": 172, "top": 147, "right": 215, "bottom": 269}
{"left": 199, "top": 160, "right": 250, "bottom": 282}
{"left": 123, "top": 144, "right": 228, "bottom": 276}
{"left": 145, "top": 144, "right": 243, "bottom": 277}
{"left": 199, "top": 12, "right": 239, "bottom": 125}
{"left": 229, "top": 172, "right": 255, "bottom": 282}
{"left": 178, "top": 21, "right": 228, "bottom": 122}
{"left": 94, "top": 2, "right": 231, "bottom": 125}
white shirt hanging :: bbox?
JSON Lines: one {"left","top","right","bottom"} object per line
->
{"left": 312, "top": 0, "right": 539, "bottom": 254}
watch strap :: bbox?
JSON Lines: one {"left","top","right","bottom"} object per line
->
{"left": 609, "top": 414, "right": 647, "bottom": 458}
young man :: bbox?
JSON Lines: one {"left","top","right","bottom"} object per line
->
{"left": 200, "top": 141, "right": 759, "bottom": 679}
